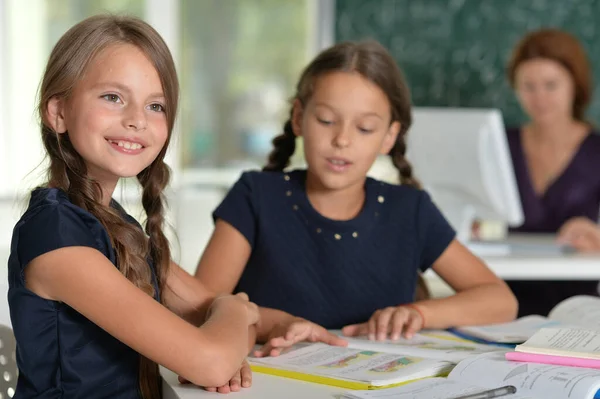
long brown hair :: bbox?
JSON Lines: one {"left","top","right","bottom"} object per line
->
{"left": 38, "top": 15, "right": 179, "bottom": 399}
{"left": 263, "top": 41, "right": 429, "bottom": 300}
{"left": 507, "top": 28, "right": 592, "bottom": 122}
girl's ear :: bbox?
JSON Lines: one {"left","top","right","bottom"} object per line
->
{"left": 291, "top": 99, "right": 304, "bottom": 137}
{"left": 45, "top": 97, "right": 68, "bottom": 134}
{"left": 380, "top": 121, "right": 401, "bottom": 155}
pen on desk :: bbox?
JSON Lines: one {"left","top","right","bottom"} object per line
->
{"left": 448, "top": 385, "right": 517, "bottom": 399}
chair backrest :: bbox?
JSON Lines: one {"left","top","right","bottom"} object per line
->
{"left": 0, "top": 280, "right": 10, "bottom": 329}
{"left": 0, "top": 325, "right": 17, "bottom": 398}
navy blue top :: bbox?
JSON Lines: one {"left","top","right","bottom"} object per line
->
{"left": 8, "top": 188, "right": 159, "bottom": 398}
{"left": 213, "top": 170, "right": 456, "bottom": 329}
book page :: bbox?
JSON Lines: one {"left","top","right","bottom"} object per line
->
{"left": 454, "top": 315, "right": 563, "bottom": 343}
{"left": 342, "top": 378, "right": 534, "bottom": 399}
{"left": 549, "top": 296, "right": 600, "bottom": 329}
{"left": 449, "top": 352, "right": 600, "bottom": 399}
{"left": 250, "top": 343, "right": 452, "bottom": 386}
{"left": 343, "top": 333, "right": 505, "bottom": 362}
{"left": 516, "top": 328, "right": 600, "bottom": 359}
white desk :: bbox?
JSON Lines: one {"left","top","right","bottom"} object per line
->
{"left": 162, "top": 367, "right": 344, "bottom": 399}
{"left": 476, "top": 253, "right": 600, "bottom": 280}
{"left": 462, "top": 234, "right": 600, "bottom": 281}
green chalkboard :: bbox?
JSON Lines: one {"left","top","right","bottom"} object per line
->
{"left": 335, "top": 0, "right": 600, "bottom": 127}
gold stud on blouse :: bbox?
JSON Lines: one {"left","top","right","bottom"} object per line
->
{"left": 286, "top": 190, "right": 292, "bottom": 196}
{"left": 293, "top": 205, "right": 299, "bottom": 211}
{"left": 352, "top": 232, "right": 358, "bottom": 238}
{"left": 284, "top": 175, "right": 290, "bottom": 181}
{"left": 378, "top": 195, "right": 385, "bottom": 203}
{"left": 316, "top": 228, "right": 322, "bottom": 234}
{"left": 334, "top": 233, "right": 342, "bottom": 240}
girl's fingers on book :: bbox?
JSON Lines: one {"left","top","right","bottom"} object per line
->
{"left": 322, "top": 330, "right": 348, "bottom": 346}
{"left": 391, "top": 309, "right": 410, "bottom": 340}
{"left": 341, "top": 323, "right": 368, "bottom": 337}
{"left": 403, "top": 312, "right": 423, "bottom": 339}
{"left": 216, "top": 383, "right": 231, "bottom": 394}
{"left": 287, "top": 321, "right": 312, "bottom": 341}
{"left": 368, "top": 312, "right": 378, "bottom": 340}
{"left": 269, "top": 348, "right": 283, "bottom": 357}
{"left": 269, "top": 336, "right": 295, "bottom": 347}
{"left": 253, "top": 343, "right": 281, "bottom": 357}
{"left": 321, "top": 330, "right": 348, "bottom": 347}
{"left": 376, "top": 307, "right": 397, "bottom": 341}
{"left": 254, "top": 345, "right": 282, "bottom": 357}
{"left": 241, "top": 360, "right": 252, "bottom": 388}
{"left": 228, "top": 368, "right": 242, "bottom": 392}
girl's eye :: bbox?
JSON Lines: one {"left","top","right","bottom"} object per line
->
{"left": 149, "top": 103, "right": 165, "bottom": 113}
{"left": 102, "top": 94, "right": 121, "bottom": 103}
{"left": 317, "top": 118, "right": 333, "bottom": 125}
{"left": 358, "top": 127, "right": 374, "bottom": 134}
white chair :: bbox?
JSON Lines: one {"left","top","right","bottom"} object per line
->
{"left": 0, "top": 280, "right": 16, "bottom": 397}
{"left": 0, "top": 325, "right": 16, "bottom": 398}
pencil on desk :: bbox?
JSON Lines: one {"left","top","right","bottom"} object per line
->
{"left": 449, "top": 385, "right": 517, "bottom": 399}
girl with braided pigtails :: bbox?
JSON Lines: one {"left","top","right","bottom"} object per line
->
{"left": 195, "top": 40, "right": 517, "bottom": 357}
{"left": 8, "top": 15, "right": 259, "bottom": 398}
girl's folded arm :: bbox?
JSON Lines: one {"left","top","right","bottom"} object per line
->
{"left": 163, "top": 260, "right": 258, "bottom": 350}
{"left": 162, "top": 261, "right": 215, "bottom": 326}
{"left": 25, "top": 245, "right": 250, "bottom": 387}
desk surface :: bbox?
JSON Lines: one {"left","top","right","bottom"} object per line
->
{"left": 464, "top": 234, "right": 600, "bottom": 280}
{"left": 162, "top": 368, "right": 344, "bottom": 399}
{"left": 475, "top": 253, "right": 600, "bottom": 280}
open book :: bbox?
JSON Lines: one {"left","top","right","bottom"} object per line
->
{"left": 339, "top": 331, "right": 506, "bottom": 362}
{"left": 343, "top": 352, "right": 600, "bottom": 399}
{"left": 453, "top": 295, "right": 600, "bottom": 344}
{"left": 249, "top": 343, "right": 453, "bottom": 390}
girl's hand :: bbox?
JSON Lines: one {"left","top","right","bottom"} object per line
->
{"left": 208, "top": 292, "right": 260, "bottom": 326}
{"left": 342, "top": 305, "right": 424, "bottom": 340}
{"left": 253, "top": 317, "right": 347, "bottom": 357}
{"left": 178, "top": 359, "right": 252, "bottom": 393}
{"left": 558, "top": 217, "right": 600, "bottom": 252}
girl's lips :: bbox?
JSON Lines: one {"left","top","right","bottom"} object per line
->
{"left": 106, "top": 139, "right": 145, "bottom": 155}
{"left": 326, "top": 158, "right": 352, "bottom": 172}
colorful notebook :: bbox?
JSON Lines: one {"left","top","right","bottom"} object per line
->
{"left": 339, "top": 330, "right": 506, "bottom": 362}
{"left": 249, "top": 343, "right": 453, "bottom": 390}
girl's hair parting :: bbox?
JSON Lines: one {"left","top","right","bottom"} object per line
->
{"left": 38, "top": 14, "right": 179, "bottom": 399}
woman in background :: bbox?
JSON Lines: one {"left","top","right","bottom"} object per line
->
{"left": 506, "top": 28, "right": 600, "bottom": 316}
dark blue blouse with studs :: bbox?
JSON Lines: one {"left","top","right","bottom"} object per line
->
{"left": 213, "top": 169, "right": 455, "bottom": 329}
{"left": 8, "top": 188, "right": 158, "bottom": 398}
